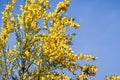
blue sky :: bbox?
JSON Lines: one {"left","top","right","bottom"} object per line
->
{"left": 0, "top": 0, "right": 120, "bottom": 79}
{"left": 68, "top": 0, "right": 120, "bottom": 79}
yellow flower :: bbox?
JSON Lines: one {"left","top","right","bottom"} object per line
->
{"left": 17, "top": 42, "right": 20, "bottom": 47}
{"left": 8, "top": 70, "right": 11, "bottom": 76}
{"left": 36, "top": 61, "right": 39, "bottom": 65}
{"left": 74, "top": 23, "right": 80, "bottom": 28}
{"left": 11, "top": 17, "right": 15, "bottom": 21}
{"left": 25, "top": 50, "right": 30, "bottom": 57}
{"left": 40, "top": 59, "right": 42, "bottom": 64}
{"left": 117, "top": 76, "right": 120, "bottom": 79}
{"left": 2, "top": 28, "right": 7, "bottom": 35}
{"left": 37, "top": 0, "right": 44, "bottom": 4}
{"left": 56, "top": 2, "right": 68, "bottom": 12}
{"left": 41, "top": 77, "right": 46, "bottom": 80}
{"left": 78, "top": 54, "right": 83, "bottom": 59}
{"left": 12, "top": 0, "right": 16, "bottom": 4}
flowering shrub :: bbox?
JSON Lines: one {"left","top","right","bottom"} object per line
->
{"left": 0, "top": 0, "right": 99, "bottom": 80}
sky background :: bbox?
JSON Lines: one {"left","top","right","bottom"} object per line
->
{"left": 0, "top": 0, "right": 120, "bottom": 79}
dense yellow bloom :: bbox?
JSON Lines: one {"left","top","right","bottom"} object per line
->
{"left": 55, "top": 0, "right": 70, "bottom": 12}
{"left": 105, "top": 75, "right": 120, "bottom": 80}
{"left": 0, "top": 0, "right": 98, "bottom": 80}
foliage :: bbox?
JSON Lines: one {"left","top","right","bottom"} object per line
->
{"left": 0, "top": 0, "right": 98, "bottom": 80}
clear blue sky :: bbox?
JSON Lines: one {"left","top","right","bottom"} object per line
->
{"left": 0, "top": 0, "right": 120, "bottom": 79}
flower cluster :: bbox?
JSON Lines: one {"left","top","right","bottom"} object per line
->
{"left": 0, "top": 0, "right": 97, "bottom": 80}
{"left": 0, "top": 0, "right": 16, "bottom": 50}
{"left": 105, "top": 75, "right": 120, "bottom": 80}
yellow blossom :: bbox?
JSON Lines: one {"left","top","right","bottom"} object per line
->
{"left": 0, "top": 0, "right": 98, "bottom": 80}
{"left": 11, "top": 17, "right": 15, "bottom": 21}
{"left": 12, "top": 0, "right": 16, "bottom": 4}
{"left": 25, "top": 50, "right": 30, "bottom": 57}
